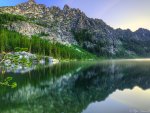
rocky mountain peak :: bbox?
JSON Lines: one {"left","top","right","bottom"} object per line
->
{"left": 17, "top": 0, "right": 37, "bottom": 7}
{"left": 1, "top": 0, "right": 150, "bottom": 57}
{"left": 28, "top": 0, "right": 36, "bottom": 5}
{"left": 63, "top": 5, "right": 70, "bottom": 11}
{"left": 135, "top": 28, "right": 150, "bottom": 33}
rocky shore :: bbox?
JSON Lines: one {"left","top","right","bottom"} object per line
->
{"left": 0, "top": 52, "right": 59, "bottom": 73}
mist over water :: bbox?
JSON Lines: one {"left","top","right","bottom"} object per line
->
{"left": 0, "top": 60, "right": 150, "bottom": 113}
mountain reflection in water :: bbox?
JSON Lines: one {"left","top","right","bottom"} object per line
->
{"left": 83, "top": 86, "right": 150, "bottom": 113}
{"left": 0, "top": 60, "right": 150, "bottom": 113}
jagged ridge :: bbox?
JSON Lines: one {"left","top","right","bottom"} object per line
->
{"left": 0, "top": 0, "right": 150, "bottom": 57}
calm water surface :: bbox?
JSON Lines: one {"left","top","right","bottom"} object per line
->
{"left": 0, "top": 60, "right": 150, "bottom": 113}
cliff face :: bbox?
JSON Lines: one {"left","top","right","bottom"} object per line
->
{"left": 1, "top": 0, "right": 150, "bottom": 57}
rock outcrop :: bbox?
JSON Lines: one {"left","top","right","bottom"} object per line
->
{"left": 0, "top": 0, "right": 150, "bottom": 57}
{"left": 0, "top": 52, "right": 59, "bottom": 73}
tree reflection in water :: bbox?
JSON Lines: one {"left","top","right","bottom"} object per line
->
{"left": 0, "top": 60, "right": 150, "bottom": 113}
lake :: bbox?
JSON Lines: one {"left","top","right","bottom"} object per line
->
{"left": 0, "top": 60, "right": 150, "bottom": 113}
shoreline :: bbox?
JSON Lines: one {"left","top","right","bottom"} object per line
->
{"left": 0, "top": 51, "right": 59, "bottom": 74}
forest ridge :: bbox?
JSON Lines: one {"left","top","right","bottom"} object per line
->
{"left": 0, "top": 0, "right": 150, "bottom": 58}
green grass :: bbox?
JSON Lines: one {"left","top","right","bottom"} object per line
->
{"left": 0, "top": 13, "right": 27, "bottom": 25}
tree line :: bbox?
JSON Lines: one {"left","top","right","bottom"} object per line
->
{"left": 0, "top": 29, "right": 95, "bottom": 59}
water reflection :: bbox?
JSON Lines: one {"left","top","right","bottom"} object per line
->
{"left": 0, "top": 60, "right": 150, "bottom": 113}
{"left": 83, "top": 86, "right": 150, "bottom": 113}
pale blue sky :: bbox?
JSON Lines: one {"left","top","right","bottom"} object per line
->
{"left": 0, "top": 0, "right": 150, "bottom": 31}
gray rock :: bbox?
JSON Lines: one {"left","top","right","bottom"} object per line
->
{"left": 0, "top": 52, "right": 59, "bottom": 73}
{"left": 1, "top": 0, "right": 150, "bottom": 57}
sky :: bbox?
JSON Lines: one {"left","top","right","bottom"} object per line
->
{"left": 0, "top": 0, "right": 150, "bottom": 31}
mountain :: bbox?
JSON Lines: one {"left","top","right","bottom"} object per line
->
{"left": 0, "top": 0, "right": 150, "bottom": 58}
